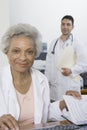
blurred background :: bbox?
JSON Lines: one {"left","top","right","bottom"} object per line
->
{"left": 0, "top": 0, "right": 87, "bottom": 83}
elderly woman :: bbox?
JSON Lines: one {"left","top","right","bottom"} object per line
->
{"left": 0, "top": 23, "right": 81, "bottom": 130}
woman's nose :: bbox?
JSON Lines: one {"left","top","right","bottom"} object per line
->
{"left": 20, "top": 52, "right": 27, "bottom": 60}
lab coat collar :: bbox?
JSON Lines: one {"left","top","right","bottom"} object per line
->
{"left": 2, "top": 65, "right": 45, "bottom": 123}
{"left": 31, "top": 68, "right": 45, "bottom": 124}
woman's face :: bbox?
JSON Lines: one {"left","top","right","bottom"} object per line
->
{"left": 7, "top": 35, "right": 36, "bottom": 73}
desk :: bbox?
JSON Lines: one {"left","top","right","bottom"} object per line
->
{"left": 19, "top": 120, "right": 87, "bottom": 130}
{"left": 81, "top": 89, "right": 87, "bottom": 94}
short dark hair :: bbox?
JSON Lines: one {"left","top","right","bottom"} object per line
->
{"left": 61, "top": 15, "right": 74, "bottom": 25}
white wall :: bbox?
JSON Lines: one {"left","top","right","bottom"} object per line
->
{"left": 9, "top": 0, "right": 87, "bottom": 49}
{"left": 0, "top": 0, "right": 10, "bottom": 46}
{"left": 0, "top": 0, "right": 9, "bottom": 66}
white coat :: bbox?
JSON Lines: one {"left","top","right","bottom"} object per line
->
{"left": 45, "top": 35, "right": 87, "bottom": 100}
{"left": 0, "top": 65, "right": 63, "bottom": 124}
{"left": 0, "top": 51, "right": 8, "bottom": 67}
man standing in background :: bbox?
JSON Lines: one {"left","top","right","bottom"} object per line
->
{"left": 45, "top": 15, "right": 87, "bottom": 101}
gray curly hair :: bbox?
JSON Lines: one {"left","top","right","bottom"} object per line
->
{"left": 1, "top": 23, "right": 42, "bottom": 58}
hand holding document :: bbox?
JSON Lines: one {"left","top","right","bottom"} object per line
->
{"left": 62, "top": 95, "right": 87, "bottom": 125}
{"left": 57, "top": 45, "right": 77, "bottom": 72}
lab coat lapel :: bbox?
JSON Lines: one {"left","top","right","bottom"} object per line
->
{"left": 31, "top": 69, "right": 43, "bottom": 124}
{"left": 2, "top": 65, "right": 20, "bottom": 120}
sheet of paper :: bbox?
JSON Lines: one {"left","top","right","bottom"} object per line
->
{"left": 62, "top": 95, "right": 87, "bottom": 125}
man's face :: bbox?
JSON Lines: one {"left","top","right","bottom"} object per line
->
{"left": 61, "top": 19, "right": 74, "bottom": 35}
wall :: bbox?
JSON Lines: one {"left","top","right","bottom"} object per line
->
{"left": 0, "top": 0, "right": 9, "bottom": 66}
{"left": 0, "top": 0, "right": 9, "bottom": 46}
{"left": 9, "top": 0, "right": 87, "bottom": 49}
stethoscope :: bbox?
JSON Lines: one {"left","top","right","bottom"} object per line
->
{"left": 51, "top": 34, "right": 73, "bottom": 54}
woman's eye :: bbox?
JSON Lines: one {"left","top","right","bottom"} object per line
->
{"left": 27, "top": 50, "right": 34, "bottom": 55}
{"left": 12, "top": 49, "right": 20, "bottom": 53}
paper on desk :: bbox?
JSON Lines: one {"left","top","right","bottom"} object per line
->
{"left": 56, "top": 45, "right": 77, "bottom": 72}
{"left": 62, "top": 95, "right": 87, "bottom": 125}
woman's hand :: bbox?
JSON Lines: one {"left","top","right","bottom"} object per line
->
{"left": 66, "top": 90, "right": 82, "bottom": 99}
{"left": 59, "top": 100, "right": 66, "bottom": 111}
{"left": 59, "top": 90, "right": 81, "bottom": 111}
{"left": 0, "top": 114, "right": 19, "bottom": 130}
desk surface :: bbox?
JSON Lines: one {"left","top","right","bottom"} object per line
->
{"left": 19, "top": 120, "right": 87, "bottom": 130}
{"left": 81, "top": 89, "right": 87, "bottom": 94}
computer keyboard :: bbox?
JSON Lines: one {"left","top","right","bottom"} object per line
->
{"left": 53, "top": 124, "right": 80, "bottom": 130}
{"left": 36, "top": 124, "right": 81, "bottom": 130}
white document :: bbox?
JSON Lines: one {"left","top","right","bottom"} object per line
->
{"left": 62, "top": 95, "right": 87, "bottom": 125}
{"left": 57, "top": 45, "right": 77, "bottom": 71}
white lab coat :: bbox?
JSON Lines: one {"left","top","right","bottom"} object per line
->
{"left": 0, "top": 65, "right": 63, "bottom": 124}
{"left": 45, "top": 35, "right": 87, "bottom": 100}
{"left": 0, "top": 51, "right": 9, "bottom": 67}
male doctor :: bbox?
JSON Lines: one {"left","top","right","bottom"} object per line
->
{"left": 45, "top": 15, "right": 87, "bottom": 101}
